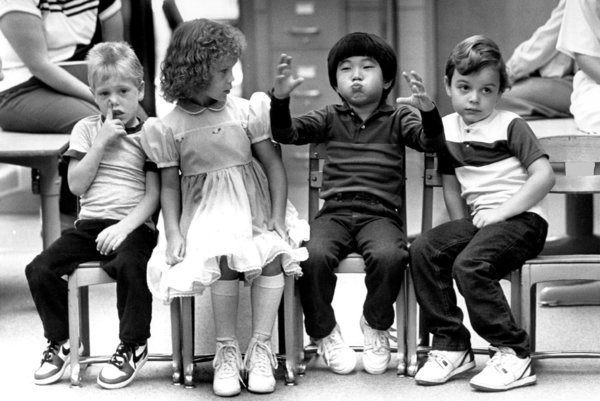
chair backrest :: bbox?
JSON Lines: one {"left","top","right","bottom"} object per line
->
{"left": 421, "top": 134, "right": 600, "bottom": 233}
{"left": 307, "top": 142, "right": 407, "bottom": 224}
{"left": 539, "top": 135, "right": 600, "bottom": 195}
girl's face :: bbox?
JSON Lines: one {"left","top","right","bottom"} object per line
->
{"left": 334, "top": 56, "right": 391, "bottom": 109}
{"left": 92, "top": 76, "right": 144, "bottom": 127}
{"left": 192, "top": 58, "right": 237, "bottom": 106}
{"left": 445, "top": 66, "right": 502, "bottom": 125}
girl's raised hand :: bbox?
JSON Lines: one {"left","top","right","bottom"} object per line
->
{"left": 273, "top": 54, "right": 304, "bottom": 99}
{"left": 396, "top": 71, "right": 435, "bottom": 112}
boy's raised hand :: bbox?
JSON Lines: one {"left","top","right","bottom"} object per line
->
{"left": 273, "top": 54, "right": 304, "bottom": 99}
{"left": 396, "top": 71, "right": 435, "bottom": 112}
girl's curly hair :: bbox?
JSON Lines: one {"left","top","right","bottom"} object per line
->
{"left": 161, "top": 19, "right": 246, "bottom": 103}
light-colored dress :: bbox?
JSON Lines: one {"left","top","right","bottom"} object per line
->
{"left": 142, "top": 92, "right": 309, "bottom": 302}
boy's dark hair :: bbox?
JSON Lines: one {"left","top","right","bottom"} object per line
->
{"left": 327, "top": 32, "right": 397, "bottom": 99}
{"left": 445, "top": 35, "right": 510, "bottom": 93}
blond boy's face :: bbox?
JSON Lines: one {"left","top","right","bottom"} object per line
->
{"left": 445, "top": 66, "right": 502, "bottom": 125}
{"left": 91, "top": 76, "right": 144, "bottom": 127}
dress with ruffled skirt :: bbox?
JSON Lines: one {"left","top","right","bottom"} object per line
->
{"left": 141, "top": 92, "right": 309, "bottom": 303}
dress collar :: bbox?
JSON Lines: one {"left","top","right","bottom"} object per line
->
{"left": 177, "top": 98, "right": 227, "bottom": 115}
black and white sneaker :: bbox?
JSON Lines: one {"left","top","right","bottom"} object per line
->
{"left": 97, "top": 342, "right": 148, "bottom": 389}
{"left": 34, "top": 340, "right": 71, "bottom": 385}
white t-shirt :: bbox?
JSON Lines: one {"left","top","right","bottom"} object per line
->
{"left": 0, "top": 0, "right": 121, "bottom": 92}
{"left": 557, "top": 0, "right": 600, "bottom": 133}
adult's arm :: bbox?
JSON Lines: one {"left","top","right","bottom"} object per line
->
{"left": 0, "top": 11, "right": 95, "bottom": 103}
{"left": 575, "top": 53, "right": 600, "bottom": 84}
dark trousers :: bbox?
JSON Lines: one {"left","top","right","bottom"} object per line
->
{"left": 299, "top": 195, "right": 408, "bottom": 339}
{"left": 409, "top": 212, "right": 547, "bottom": 358}
{"left": 25, "top": 219, "right": 158, "bottom": 345}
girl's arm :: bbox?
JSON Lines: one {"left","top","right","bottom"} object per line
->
{"left": 442, "top": 174, "right": 469, "bottom": 220}
{"left": 161, "top": 166, "right": 185, "bottom": 265}
{"left": 0, "top": 12, "right": 95, "bottom": 103}
{"left": 472, "top": 157, "right": 555, "bottom": 228}
{"left": 253, "top": 139, "right": 288, "bottom": 239}
{"left": 95, "top": 170, "right": 160, "bottom": 255}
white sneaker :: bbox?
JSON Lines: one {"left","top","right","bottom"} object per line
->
{"left": 359, "top": 315, "right": 391, "bottom": 374}
{"left": 315, "top": 324, "right": 357, "bottom": 375}
{"left": 470, "top": 347, "right": 536, "bottom": 391}
{"left": 212, "top": 340, "right": 243, "bottom": 397}
{"left": 244, "top": 337, "right": 277, "bottom": 394}
{"left": 415, "top": 349, "right": 475, "bottom": 385}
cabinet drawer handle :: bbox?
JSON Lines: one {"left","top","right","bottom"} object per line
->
{"left": 287, "top": 26, "right": 320, "bottom": 36}
{"left": 291, "top": 89, "right": 321, "bottom": 98}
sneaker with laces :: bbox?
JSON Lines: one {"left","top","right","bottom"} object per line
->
{"left": 97, "top": 342, "right": 148, "bottom": 389}
{"left": 314, "top": 324, "right": 357, "bottom": 375}
{"left": 359, "top": 315, "right": 392, "bottom": 374}
{"left": 34, "top": 340, "right": 71, "bottom": 385}
{"left": 213, "top": 339, "right": 244, "bottom": 397}
{"left": 415, "top": 349, "right": 475, "bottom": 385}
{"left": 244, "top": 337, "right": 277, "bottom": 394}
{"left": 469, "top": 347, "right": 536, "bottom": 391}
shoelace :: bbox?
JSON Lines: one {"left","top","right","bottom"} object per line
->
{"left": 213, "top": 342, "right": 243, "bottom": 381}
{"left": 108, "top": 343, "right": 131, "bottom": 368}
{"left": 320, "top": 330, "right": 345, "bottom": 357}
{"left": 245, "top": 340, "right": 277, "bottom": 375}
{"left": 42, "top": 341, "right": 61, "bottom": 362}
{"left": 364, "top": 327, "right": 394, "bottom": 354}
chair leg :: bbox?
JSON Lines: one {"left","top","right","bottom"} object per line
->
{"left": 510, "top": 269, "right": 522, "bottom": 326}
{"left": 170, "top": 298, "right": 183, "bottom": 385}
{"left": 405, "top": 270, "right": 419, "bottom": 377}
{"left": 283, "top": 275, "right": 298, "bottom": 385}
{"left": 181, "top": 296, "right": 195, "bottom": 388}
{"left": 68, "top": 274, "right": 83, "bottom": 387}
{"left": 520, "top": 266, "right": 534, "bottom": 352}
{"left": 396, "top": 269, "right": 407, "bottom": 375}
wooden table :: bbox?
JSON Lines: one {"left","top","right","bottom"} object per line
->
{"left": 0, "top": 131, "right": 70, "bottom": 249}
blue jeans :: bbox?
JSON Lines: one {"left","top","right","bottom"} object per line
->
{"left": 299, "top": 195, "right": 408, "bottom": 339}
{"left": 25, "top": 219, "right": 158, "bottom": 345}
{"left": 409, "top": 212, "right": 547, "bottom": 358}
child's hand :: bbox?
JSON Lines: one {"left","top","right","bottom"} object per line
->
{"left": 472, "top": 209, "right": 505, "bottom": 228}
{"left": 267, "top": 216, "right": 288, "bottom": 241}
{"left": 96, "top": 223, "right": 130, "bottom": 255}
{"left": 396, "top": 71, "right": 435, "bottom": 112}
{"left": 97, "top": 103, "right": 126, "bottom": 147}
{"left": 273, "top": 54, "right": 304, "bottom": 99}
{"left": 166, "top": 232, "right": 185, "bottom": 266}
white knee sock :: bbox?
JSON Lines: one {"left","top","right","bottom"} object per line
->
{"left": 211, "top": 279, "right": 239, "bottom": 342}
{"left": 251, "top": 274, "right": 284, "bottom": 341}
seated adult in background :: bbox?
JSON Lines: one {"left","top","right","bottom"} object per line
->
{"left": 0, "top": 0, "right": 123, "bottom": 133}
{"left": 556, "top": 0, "right": 600, "bottom": 134}
{"left": 0, "top": 0, "right": 123, "bottom": 223}
{"left": 497, "top": 0, "right": 575, "bottom": 119}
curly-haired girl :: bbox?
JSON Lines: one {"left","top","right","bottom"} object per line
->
{"left": 140, "top": 19, "right": 308, "bottom": 397}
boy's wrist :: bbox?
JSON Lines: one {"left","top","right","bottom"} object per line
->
{"left": 269, "top": 88, "right": 290, "bottom": 102}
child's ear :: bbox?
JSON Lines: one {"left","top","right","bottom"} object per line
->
{"left": 138, "top": 81, "right": 145, "bottom": 101}
{"left": 444, "top": 76, "right": 452, "bottom": 96}
{"left": 383, "top": 81, "right": 392, "bottom": 90}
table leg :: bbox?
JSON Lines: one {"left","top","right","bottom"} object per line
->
{"left": 37, "top": 157, "right": 62, "bottom": 249}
